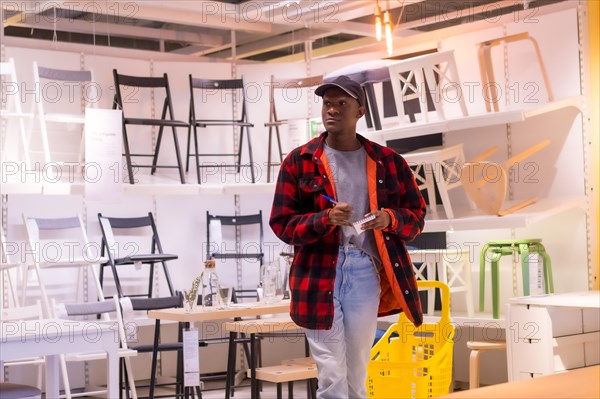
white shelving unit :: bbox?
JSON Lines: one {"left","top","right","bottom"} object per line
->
{"left": 506, "top": 291, "right": 600, "bottom": 381}
{"left": 423, "top": 196, "right": 586, "bottom": 232}
{"left": 361, "top": 96, "right": 583, "bottom": 143}
{"left": 0, "top": 180, "right": 585, "bottom": 232}
{"left": 0, "top": 176, "right": 277, "bottom": 196}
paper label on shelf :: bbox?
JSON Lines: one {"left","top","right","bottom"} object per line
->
{"left": 528, "top": 253, "right": 544, "bottom": 296}
{"left": 183, "top": 328, "right": 200, "bottom": 387}
{"left": 287, "top": 118, "right": 309, "bottom": 150}
{"left": 209, "top": 219, "right": 222, "bottom": 249}
{"left": 84, "top": 108, "right": 123, "bottom": 201}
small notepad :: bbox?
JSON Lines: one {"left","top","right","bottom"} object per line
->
{"left": 352, "top": 214, "right": 376, "bottom": 234}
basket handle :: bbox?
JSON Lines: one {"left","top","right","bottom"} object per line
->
{"left": 417, "top": 280, "right": 451, "bottom": 323}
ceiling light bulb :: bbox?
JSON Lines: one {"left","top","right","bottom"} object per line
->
{"left": 384, "top": 11, "right": 393, "bottom": 56}
{"left": 375, "top": 5, "right": 382, "bottom": 41}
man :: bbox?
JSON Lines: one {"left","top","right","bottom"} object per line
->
{"left": 270, "top": 75, "right": 426, "bottom": 398}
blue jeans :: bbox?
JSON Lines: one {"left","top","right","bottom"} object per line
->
{"left": 304, "top": 246, "right": 381, "bottom": 399}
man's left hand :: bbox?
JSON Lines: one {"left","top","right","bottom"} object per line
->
{"left": 361, "top": 210, "right": 391, "bottom": 231}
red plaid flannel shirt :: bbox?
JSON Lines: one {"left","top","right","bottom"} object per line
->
{"left": 270, "top": 133, "right": 426, "bottom": 330}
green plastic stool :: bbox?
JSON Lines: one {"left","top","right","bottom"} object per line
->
{"left": 479, "top": 239, "right": 553, "bottom": 319}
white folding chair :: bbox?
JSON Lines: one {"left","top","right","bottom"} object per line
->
{"left": 21, "top": 214, "right": 107, "bottom": 316}
{"left": 33, "top": 62, "right": 97, "bottom": 168}
{"left": 52, "top": 296, "right": 138, "bottom": 399}
{"left": 0, "top": 301, "right": 45, "bottom": 389}
{"left": 1, "top": 58, "right": 34, "bottom": 167}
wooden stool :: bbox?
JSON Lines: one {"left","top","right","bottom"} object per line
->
{"left": 409, "top": 248, "right": 474, "bottom": 317}
{"left": 249, "top": 364, "right": 317, "bottom": 399}
{"left": 281, "top": 357, "right": 316, "bottom": 367}
{"left": 480, "top": 239, "right": 553, "bottom": 319}
{"left": 461, "top": 140, "right": 550, "bottom": 217}
{"left": 403, "top": 144, "right": 474, "bottom": 219}
{"left": 387, "top": 50, "right": 468, "bottom": 124}
{"left": 466, "top": 340, "right": 507, "bottom": 389}
{"left": 224, "top": 316, "right": 301, "bottom": 399}
{"left": 477, "top": 32, "right": 553, "bottom": 112}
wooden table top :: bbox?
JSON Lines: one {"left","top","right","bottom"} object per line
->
{"left": 441, "top": 365, "right": 600, "bottom": 399}
{"left": 147, "top": 300, "right": 290, "bottom": 322}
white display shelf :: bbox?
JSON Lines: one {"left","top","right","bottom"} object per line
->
{"left": 361, "top": 96, "right": 584, "bottom": 142}
{"left": 1, "top": 177, "right": 583, "bottom": 233}
{"left": 0, "top": 173, "right": 277, "bottom": 196}
{"left": 509, "top": 291, "right": 600, "bottom": 308}
{"left": 423, "top": 196, "right": 585, "bottom": 232}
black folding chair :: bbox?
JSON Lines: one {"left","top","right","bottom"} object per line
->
{"left": 120, "top": 294, "right": 206, "bottom": 399}
{"left": 186, "top": 77, "right": 255, "bottom": 184}
{"left": 205, "top": 211, "right": 265, "bottom": 396}
{"left": 205, "top": 211, "right": 264, "bottom": 266}
{"left": 98, "top": 212, "right": 177, "bottom": 299}
{"left": 112, "top": 70, "right": 187, "bottom": 184}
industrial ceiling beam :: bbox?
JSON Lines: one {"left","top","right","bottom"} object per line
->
{"left": 7, "top": 14, "right": 226, "bottom": 47}
{"left": 205, "top": 28, "right": 331, "bottom": 59}
{"left": 51, "top": 0, "right": 274, "bottom": 33}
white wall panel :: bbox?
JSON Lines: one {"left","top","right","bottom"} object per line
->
{"left": 0, "top": 2, "right": 592, "bottom": 388}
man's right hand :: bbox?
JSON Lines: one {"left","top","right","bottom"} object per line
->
{"left": 327, "top": 202, "right": 353, "bottom": 226}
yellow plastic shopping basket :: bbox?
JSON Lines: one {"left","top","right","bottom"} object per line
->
{"left": 367, "top": 280, "right": 455, "bottom": 399}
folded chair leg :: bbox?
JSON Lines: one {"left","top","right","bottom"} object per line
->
{"left": 151, "top": 124, "right": 165, "bottom": 174}
{"left": 237, "top": 128, "right": 244, "bottom": 174}
{"left": 119, "top": 358, "right": 124, "bottom": 399}
{"left": 185, "top": 124, "right": 192, "bottom": 172}
{"left": 266, "top": 128, "right": 273, "bottom": 182}
{"left": 148, "top": 263, "right": 155, "bottom": 298}
{"left": 193, "top": 126, "right": 201, "bottom": 184}
{"left": 149, "top": 320, "right": 161, "bottom": 399}
{"left": 124, "top": 354, "right": 138, "bottom": 398}
{"left": 171, "top": 126, "right": 186, "bottom": 184}
{"left": 122, "top": 127, "right": 135, "bottom": 184}
{"left": 246, "top": 127, "right": 256, "bottom": 183}
{"left": 225, "top": 332, "right": 237, "bottom": 399}
{"left": 59, "top": 354, "right": 73, "bottom": 399}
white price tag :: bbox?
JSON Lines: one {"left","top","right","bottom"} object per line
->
{"left": 183, "top": 328, "right": 200, "bottom": 387}
{"left": 209, "top": 219, "right": 223, "bottom": 248}
{"left": 84, "top": 108, "right": 123, "bottom": 200}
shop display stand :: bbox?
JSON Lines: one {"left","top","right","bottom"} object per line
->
{"left": 506, "top": 292, "right": 600, "bottom": 380}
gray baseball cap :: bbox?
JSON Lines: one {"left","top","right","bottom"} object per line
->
{"left": 315, "top": 75, "right": 366, "bottom": 106}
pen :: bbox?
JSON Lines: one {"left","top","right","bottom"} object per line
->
{"left": 321, "top": 194, "right": 338, "bottom": 205}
